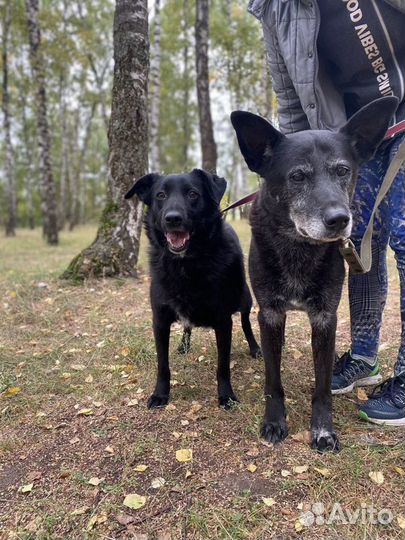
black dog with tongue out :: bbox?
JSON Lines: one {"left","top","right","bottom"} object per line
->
{"left": 125, "top": 168, "right": 260, "bottom": 409}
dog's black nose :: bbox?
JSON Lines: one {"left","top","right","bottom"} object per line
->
{"left": 165, "top": 211, "right": 183, "bottom": 226}
{"left": 323, "top": 208, "right": 350, "bottom": 230}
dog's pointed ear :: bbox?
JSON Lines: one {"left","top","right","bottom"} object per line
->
{"left": 125, "top": 173, "right": 160, "bottom": 205}
{"left": 340, "top": 96, "right": 398, "bottom": 162}
{"left": 192, "top": 169, "right": 227, "bottom": 204}
{"left": 231, "top": 111, "right": 285, "bottom": 173}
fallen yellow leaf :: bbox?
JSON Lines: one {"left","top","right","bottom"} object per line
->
{"left": 397, "top": 515, "right": 405, "bottom": 530}
{"left": 293, "top": 465, "right": 309, "bottom": 474}
{"left": 246, "top": 463, "right": 257, "bottom": 473}
{"left": 368, "top": 471, "right": 384, "bottom": 485}
{"left": 86, "top": 512, "right": 107, "bottom": 531}
{"left": 21, "top": 483, "right": 33, "bottom": 493}
{"left": 281, "top": 469, "right": 291, "bottom": 477}
{"left": 151, "top": 477, "right": 165, "bottom": 489}
{"left": 394, "top": 466, "right": 404, "bottom": 476}
{"left": 291, "top": 430, "right": 311, "bottom": 443}
{"left": 77, "top": 408, "right": 93, "bottom": 416}
{"left": 134, "top": 464, "right": 148, "bottom": 472}
{"left": 314, "top": 467, "right": 331, "bottom": 477}
{"left": 3, "top": 386, "right": 21, "bottom": 398}
{"left": 123, "top": 493, "right": 147, "bottom": 510}
{"left": 356, "top": 387, "right": 368, "bottom": 401}
{"left": 262, "top": 497, "right": 276, "bottom": 507}
{"left": 71, "top": 506, "right": 90, "bottom": 516}
{"left": 294, "top": 520, "right": 304, "bottom": 532}
{"left": 88, "top": 477, "right": 104, "bottom": 486}
{"left": 121, "top": 347, "right": 130, "bottom": 357}
{"left": 85, "top": 374, "right": 94, "bottom": 383}
{"left": 176, "top": 449, "right": 193, "bottom": 462}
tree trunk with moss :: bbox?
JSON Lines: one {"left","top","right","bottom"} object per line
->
{"left": 62, "top": 0, "right": 148, "bottom": 280}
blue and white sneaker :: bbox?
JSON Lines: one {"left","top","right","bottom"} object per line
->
{"left": 359, "top": 373, "right": 405, "bottom": 426}
{"left": 332, "top": 351, "right": 382, "bottom": 395}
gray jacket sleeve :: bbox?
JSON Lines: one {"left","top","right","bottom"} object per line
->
{"left": 384, "top": 0, "right": 405, "bottom": 13}
{"left": 261, "top": 16, "right": 310, "bottom": 134}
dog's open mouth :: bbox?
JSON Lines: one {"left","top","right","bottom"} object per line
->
{"left": 165, "top": 231, "right": 190, "bottom": 253}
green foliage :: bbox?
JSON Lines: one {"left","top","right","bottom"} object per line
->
{"left": 1, "top": 0, "right": 272, "bottom": 230}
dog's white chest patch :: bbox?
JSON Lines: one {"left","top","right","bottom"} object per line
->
{"left": 179, "top": 315, "right": 194, "bottom": 329}
{"left": 287, "top": 299, "right": 306, "bottom": 311}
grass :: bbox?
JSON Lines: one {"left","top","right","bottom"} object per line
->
{"left": 0, "top": 223, "right": 404, "bottom": 540}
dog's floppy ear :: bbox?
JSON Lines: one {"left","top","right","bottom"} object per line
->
{"left": 125, "top": 173, "right": 160, "bottom": 205}
{"left": 340, "top": 96, "right": 398, "bottom": 162}
{"left": 192, "top": 169, "right": 227, "bottom": 204}
{"left": 230, "top": 111, "right": 285, "bottom": 174}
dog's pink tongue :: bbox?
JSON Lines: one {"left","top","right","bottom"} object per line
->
{"left": 166, "top": 231, "right": 190, "bottom": 249}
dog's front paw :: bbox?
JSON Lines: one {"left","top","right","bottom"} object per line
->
{"left": 218, "top": 394, "right": 239, "bottom": 410}
{"left": 261, "top": 419, "right": 288, "bottom": 444}
{"left": 147, "top": 394, "right": 169, "bottom": 409}
{"left": 311, "top": 428, "right": 341, "bottom": 452}
{"left": 250, "top": 345, "right": 262, "bottom": 359}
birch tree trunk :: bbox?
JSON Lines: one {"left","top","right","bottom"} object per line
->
{"left": 62, "top": 0, "right": 148, "bottom": 280}
{"left": 149, "top": 0, "right": 161, "bottom": 171}
{"left": 2, "top": 0, "right": 16, "bottom": 237}
{"left": 59, "top": 74, "right": 70, "bottom": 230}
{"left": 182, "top": 0, "right": 190, "bottom": 168}
{"left": 21, "top": 97, "right": 36, "bottom": 229}
{"left": 25, "top": 0, "right": 59, "bottom": 245}
{"left": 195, "top": 0, "right": 217, "bottom": 173}
{"left": 69, "top": 101, "right": 96, "bottom": 231}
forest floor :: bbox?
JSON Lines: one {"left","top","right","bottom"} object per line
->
{"left": 0, "top": 223, "right": 404, "bottom": 540}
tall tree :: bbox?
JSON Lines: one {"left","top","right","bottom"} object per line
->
{"left": 181, "top": 0, "right": 191, "bottom": 168}
{"left": 149, "top": 0, "right": 161, "bottom": 171}
{"left": 2, "top": 0, "right": 16, "bottom": 236}
{"left": 58, "top": 73, "right": 70, "bottom": 230}
{"left": 62, "top": 0, "right": 148, "bottom": 279}
{"left": 25, "top": 0, "right": 59, "bottom": 244}
{"left": 195, "top": 0, "right": 217, "bottom": 172}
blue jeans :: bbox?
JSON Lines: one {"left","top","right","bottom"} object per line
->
{"left": 349, "top": 134, "right": 405, "bottom": 375}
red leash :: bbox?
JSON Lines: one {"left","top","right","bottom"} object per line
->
{"left": 221, "top": 190, "right": 258, "bottom": 214}
{"left": 222, "top": 122, "right": 405, "bottom": 215}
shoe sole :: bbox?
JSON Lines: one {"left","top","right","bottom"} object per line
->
{"left": 358, "top": 410, "right": 405, "bottom": 426}
{"left": 331, "top": 373, "right": 383, "bottom": 395}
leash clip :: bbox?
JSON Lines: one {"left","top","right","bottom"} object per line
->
{"left": 339, "top": 239, "right": 367, "bottom": 274}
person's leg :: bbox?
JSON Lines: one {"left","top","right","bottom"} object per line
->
{"left": 358, "top": 135, "right": 405, "bottom": 426}
{"left": 332, "top": 143, "right": 390, "bottom": 394}
{"left": 387, "top": 136, "right": 405, "bottom": 376}
{"left": 349, "top": 151, "right": 391, "bottom": 364}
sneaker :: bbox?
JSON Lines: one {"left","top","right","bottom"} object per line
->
{"left": 332, "top": 351, "right": 382, "bottom": 395}
{"left": 358, "top": 373, "right": 405, "bottom": 426}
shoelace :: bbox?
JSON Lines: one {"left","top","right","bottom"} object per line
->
{"left": 370, "top": 374, "right": 405, "bottom": 409}
{"left": 333, "top": 352, "right": 364, "bottom": 379}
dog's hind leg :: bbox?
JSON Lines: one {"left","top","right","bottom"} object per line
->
{"left": 148, "top": 305, "right": 176, "bottom": 409}
{"left": 240, "top": 286, "right": 261, "bottom": 358}
{"left": 215, "top": 317, "right": 239, "bottom": 409}
{"left": 309, "top": 311, "right": 341, "bottom": 452}
{"left": 177, "top": 326, "right": 192, "bottom": 354}
{"left": 259, "top": 309, "right": 288, "bottom": 444}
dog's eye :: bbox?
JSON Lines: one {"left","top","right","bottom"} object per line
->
{"left": 336, "top": 165, "right": 349, "bottom": 177}
{"left": 188, "top": 190, "right": 199, "bottom": 200}
{"left": 290, "top": 171, "right": 305, "bottom": 183}
{"left": 156, "top": 191, "right": 166, "bottom": 200}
